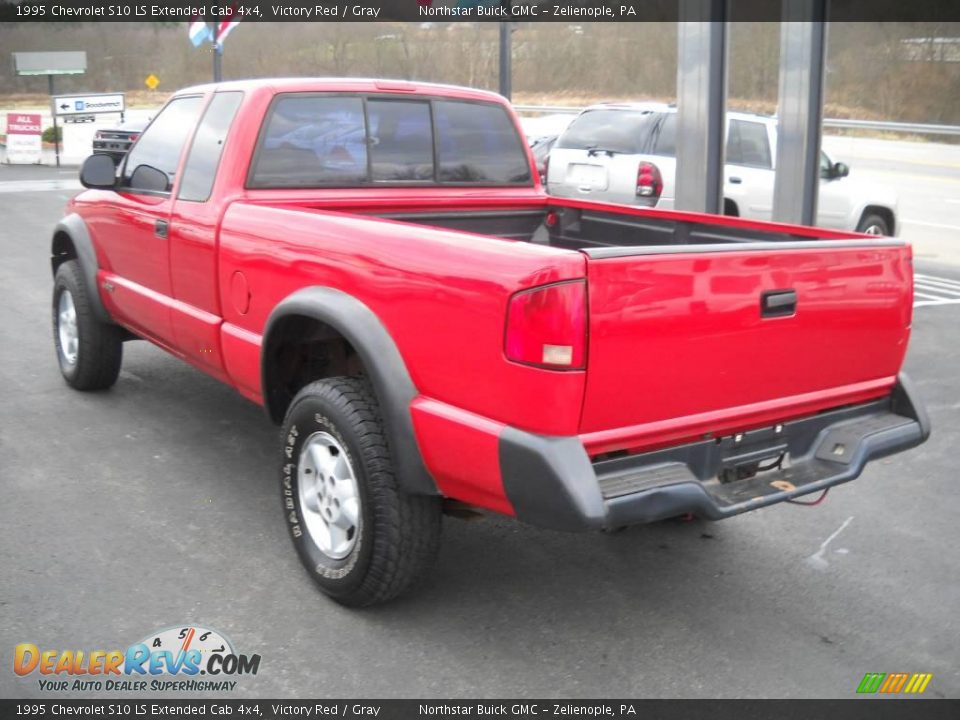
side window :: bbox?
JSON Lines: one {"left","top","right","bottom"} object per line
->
{"left": 725, "top": 121, "right": 742, "bottom": 165}
{"left": 122, "top": 96, "right": 203, "bottom": 192}
{"left": 367, "top": 100, "right": 433, "bottom": 182}
{"left": 178, "top": 92, "right": 243, "bottom": 202}
{"left": 728, "top": 120, "right": 772, "bottom": 169}
{"left": 819, "top": 151, "right": 832, "bottom": 178}
{"left": 250, "top": 96, "right": 367, "bottom": 187}
{"left": 434, "top": 101, "right": 531, "bottom": 184}
{"left": 652, "top": 114, "right": 676, "bottom": 156}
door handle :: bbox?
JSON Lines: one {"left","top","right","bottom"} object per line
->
{"left": 729, "top": 176, "right": 742, "bottom": 184}
{"left": 155, "top": 219, "right": 169, "bottom": 239}
{"left": 761, "top": 289, "right": 797, "bottom": 318}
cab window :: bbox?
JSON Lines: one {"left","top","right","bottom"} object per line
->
{"left": 122, "top": 96, "right": 204, "bottom": 192}
{"left": 726, "top": 120, "right": 772, "bottom": 169}
{"left": 178, "top": 92, "right": 244, "bottom": 202}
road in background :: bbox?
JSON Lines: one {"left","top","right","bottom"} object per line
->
{"left": 822, "top": 136, "right": 960, "bottom": 266}
{"left": 0, "top": 169, "right": 958, "bottom": 699}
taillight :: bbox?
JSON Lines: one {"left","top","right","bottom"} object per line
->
{"left": 129, "top": 134, "right": 139, "bottom": 142}
{"left": 505, "top": 280, "right": 587, "bottom": 370}
{"left": 636, "top": 161, "right": 663, "bottom": 200}
{"left": 94, "top": 131, "right": 103, "bottom": 140}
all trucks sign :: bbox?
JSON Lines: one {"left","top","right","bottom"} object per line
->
{"left": 5, "top": 113, "right": 42, "bottom": 164}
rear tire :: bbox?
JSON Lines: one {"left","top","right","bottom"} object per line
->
{"left": 280, "top": 377, "right": 442, "bottom": 607}
{"left": 856, "top": 213, "right": 891, "bottom": 236}
{"left": 52, "top": 260, "right": 123, "bottom": 391}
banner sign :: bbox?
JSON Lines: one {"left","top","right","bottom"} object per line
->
{"left": 5, "top": 113, "right": 43, "bottom": 164}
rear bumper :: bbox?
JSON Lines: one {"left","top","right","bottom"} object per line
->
{"left": 499, "top": 373, "right": 930, "bottom": 531}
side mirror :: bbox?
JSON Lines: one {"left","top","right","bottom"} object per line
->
{"left": 79, "top": 154, "right": 117, "bottom": 190}
{"left": 128, "top": 164, "right": 170, "bottom": 193}
{"left": 833, "top": 162, "right": 849, "bottom": 178}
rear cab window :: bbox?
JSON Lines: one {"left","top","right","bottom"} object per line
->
{"left": 555, "top": 109, "right": 659, "bottom": 155}
{"left": 248, "top": 93, "right": 531, "bottom": 188}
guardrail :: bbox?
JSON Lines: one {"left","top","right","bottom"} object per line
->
{"left": 513, "top": 105, "right": 960, "bottom": 138}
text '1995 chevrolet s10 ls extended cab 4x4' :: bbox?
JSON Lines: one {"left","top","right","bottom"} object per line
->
{"left": 50, "top": 78, "right": 930, "bottom": 606}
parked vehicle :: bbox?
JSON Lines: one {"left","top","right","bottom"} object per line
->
{"left": 91, "top": 118, "right": 149, "bottom": 164}
{"left": 52, "top": 79, "right": 928, "bottom": 606}
{"left": 547, "top": 104, "right": 899, "bottom": 235}
{"left": 529, "top": 133, "right": 557, "bottom": 181}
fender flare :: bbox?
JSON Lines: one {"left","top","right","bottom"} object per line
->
{"left": 262, "top": 286, "right": 437, "bottom": 496}
{"left": 51, "top": 214, "right": 112, "bottom": 323}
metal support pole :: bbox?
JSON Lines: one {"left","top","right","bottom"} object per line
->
{"left": 48, "top": 74, "right": 60, "bottom": 168}
{"left": 213, "top": 41, "right": 223, "bottom": 83}
{"left": 674, "top": 2, "right": 728, "bottom": 214}
{"left": 773, "top": 0, "right": 828, "bottom": 226}
{"left": 499, "top": 21, "right": 512, "bottom": 100}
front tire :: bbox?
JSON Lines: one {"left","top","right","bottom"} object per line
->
{"left": 52, "top": 260, "right": 123, "bottom": 390}
{"left": 280, "top": 377, "right": 442, "bottom": 606}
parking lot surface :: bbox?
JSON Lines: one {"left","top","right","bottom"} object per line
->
{"left": 1, "top": 165, "right": 958, "bottom": 699}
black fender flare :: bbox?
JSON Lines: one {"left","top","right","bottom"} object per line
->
{"left": 262, "top": 286, "right": 437, "bottom": 496}
{"left": 51, "top": 214, "right": 112, "bottom": 323}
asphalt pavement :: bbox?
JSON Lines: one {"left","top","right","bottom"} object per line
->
{"left": 1, "top": 165, "right": 958, "bottom": 699}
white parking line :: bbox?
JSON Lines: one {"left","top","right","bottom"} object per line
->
{"left": 0, "top": 179, "right": 82, "bottom": 193}
{"left": 914, "top": 274, "right": 960, "bottom": 308}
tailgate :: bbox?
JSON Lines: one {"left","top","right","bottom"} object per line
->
{"left": 580, "top": 241, "right": 913, "bottom": 453}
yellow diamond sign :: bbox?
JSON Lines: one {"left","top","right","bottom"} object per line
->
{"left": 144, "top": 74, "right": 159, "bottom": 91}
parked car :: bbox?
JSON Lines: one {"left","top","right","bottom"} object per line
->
{"left": 529, "top": 133, "right": 557, "bottom": 181}
{"left": 53, "top": 79, "right": 928, "bottom": 606}
{"left": 547, "top": 104, "right": 899, "bottom": 235}
{"left": 92, "top": 118, "right": 149, "bottom": 164}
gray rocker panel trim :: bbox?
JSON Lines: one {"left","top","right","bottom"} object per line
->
{"left": 51, "top": 214, "right": 111, "bottom": 323}
{"left": 263, "top": 286, "right": 437, "bottom": 496}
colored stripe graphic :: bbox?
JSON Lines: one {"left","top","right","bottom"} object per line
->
{"left": 879, "top": 672, "right": 909, "bottom": 693}
{"left": 904, "top": 673, "right": 933, "bottom": 694}
{"left": 857, "top": 673, "right": 885, "bottom": 693}
{"left": 857, "top": 672, "right": 932, "bottom": 694}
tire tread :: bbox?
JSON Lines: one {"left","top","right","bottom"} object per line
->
{"left": 53, "top": 260, "right": 123, "bottom": 391}
{"left": 285, "top": 377, "right": 441, "bottom": 607}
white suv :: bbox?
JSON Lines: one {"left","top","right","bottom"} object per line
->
{"left": 546, "top": 104, "right": 898, "bottom": 235}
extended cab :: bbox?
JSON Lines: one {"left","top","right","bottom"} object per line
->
{"left": 51, "top": 79, "right": 929, "bottom": 606}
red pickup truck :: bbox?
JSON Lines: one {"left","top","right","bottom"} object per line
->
{"left": 52, "top": 78, "right": 929, "bottom": 606}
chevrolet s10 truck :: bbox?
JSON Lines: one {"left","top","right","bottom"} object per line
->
{"left": 51, "top": 79, "right": 929, "bottom": 606}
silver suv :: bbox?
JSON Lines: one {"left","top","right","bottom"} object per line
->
{"left": 546, "top": 104, "right": 898, "bottom": 235}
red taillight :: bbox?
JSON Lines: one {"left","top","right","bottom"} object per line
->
{"left": 636, "top": 161, "right": 663, "bottom": 199}
{"left": 129, "top": 134, "right": 139, "bottom": 142}
{"left": 505, "top": 280, "right": 587, "bottom": 370}
{"left": 94, "top": 131, "right": 103, "bottom": 140}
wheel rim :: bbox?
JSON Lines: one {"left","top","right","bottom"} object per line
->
{"left": 57, "top": 290, "right": 79, "bottom": 366}
{"left": 297, "top": 431, "right": 361, "bottom": 560}
{"left": 864, "top": 224, "right": 884, "bottom": 236}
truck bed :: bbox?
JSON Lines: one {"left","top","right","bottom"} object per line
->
{"left": 283, "top": 195, "right": 875, "bottom": 250}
